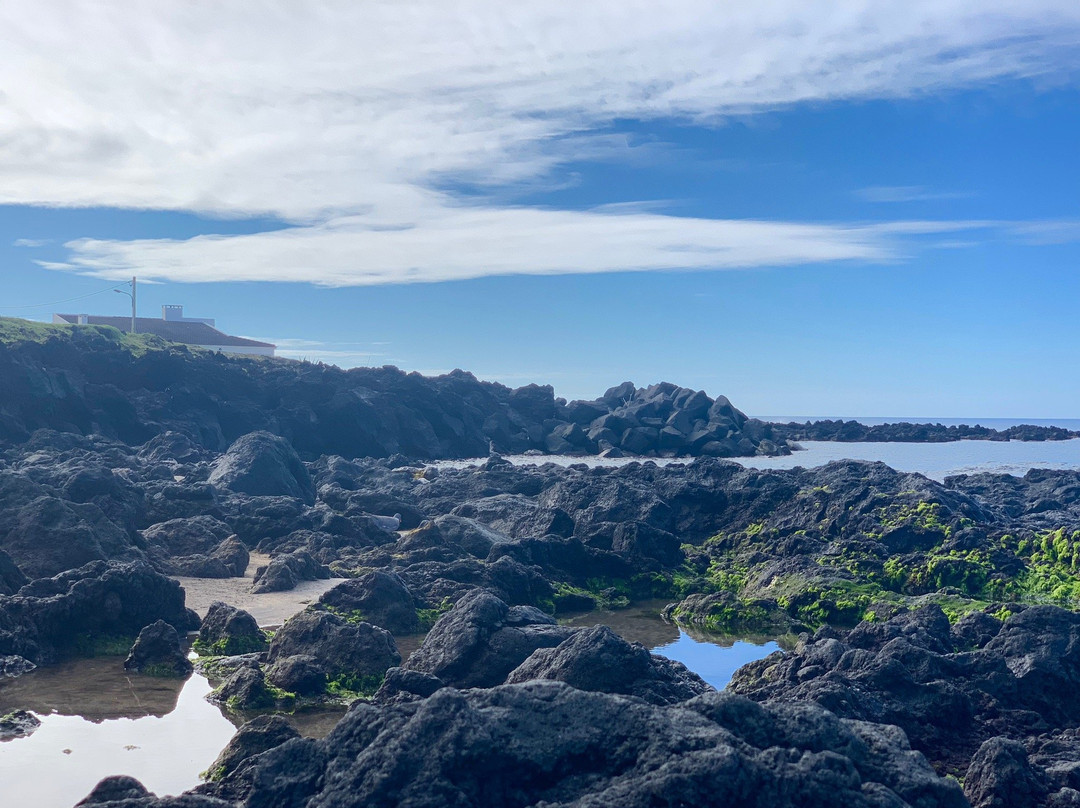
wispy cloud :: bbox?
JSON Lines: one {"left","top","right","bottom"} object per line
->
{"left": 12, "top": 238, "right": 50, "bottom": 247}
{"left": 1006, "top": 219, "right": 1080, "bottom": 245}
{"left": 3, "top": 2, "right": 1079, "bottom": 283}
{"left": 855, "top": 186, "right": 975, "bottom": 203}
{"left": 250, "top": 337, "right": 387, "bottom": 365}
{"left": 45, "top": 211, "right": 973, "bottom": 286}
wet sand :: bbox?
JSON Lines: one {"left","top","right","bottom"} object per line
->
{"left": 173, "top": 552, "right": 346, "bottom": 627}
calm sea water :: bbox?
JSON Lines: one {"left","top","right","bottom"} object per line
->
{"left": 442, "top": 436, "right": 1080, "bottom": 483}
{"left": 740, "top": 439, "right": 1080, "bottom": 482}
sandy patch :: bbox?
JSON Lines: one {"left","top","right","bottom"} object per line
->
{"left": 173, "top": 552, "right": 346, "bottom": 628}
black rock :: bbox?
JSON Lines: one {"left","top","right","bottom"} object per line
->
{"left": 209, "top": 537, "right": 249, "bottom": 577}
{"left": 0, "top": 560, "right": 197, "bottom": 665}
{"left": 124, "top": 620, "right": 193, "bottom": 677}
{"left": 267, "top": 610, "right": 400, "bottom": 691}
{"left": 316, "top": 571, "right": 419, "bottom": 634}
{"left": 210, "top": 665, "right": 275, "bottom": 711}
{"left": 0, "top": 709, "right": 40, "bottom": 740}
{"left": 372, "top": 666, "right": 445, "bottom": 704}
{"left": 964, "top": 737, "right": 1048, "bottom": 808}
{"left": 0, "top": 549, "right": 28, "bottom": 596}
{"left": 265, "top": 654, "right": 326, "bottom": 696}
{"left": 0, "top": 495, "right": 141, "bottom": 579}
{"left": 403, "top": 589, "right": 572, "bottom": 688}
{"left": 506, "top": 624, "right": 711, "bottom": 705}
{"left": 199, "top": 681, "right": 965, "bottom": 808}
{"left": 75, "top": 775, "right": 151, "bottom": 805}
{"left": 197, "top": 602, "right": 267, "bottom": 656}
{"left": 202, "top": 714, "right": 300, "bottom": 782}
{"left": 729, "top": 603, "right": 1080, "bottom": 781}
{"left": 142, "top": 516, "right": 232, "bottom": 557}
{"left": 250, "top": 550, "right": 328, "bottom": 594}
{"left": 0, "top": 654, "right": 36, "bottom": 678}
{"left": 208, "top": 431, "right": 315, "bottom": 504}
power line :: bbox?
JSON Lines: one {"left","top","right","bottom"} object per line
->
{"left": 0, "top": 282, "right": 132, "bottom": 312}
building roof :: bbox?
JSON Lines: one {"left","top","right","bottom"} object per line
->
{"left": 54, "top": 314, "right": 275, "bottom": 349}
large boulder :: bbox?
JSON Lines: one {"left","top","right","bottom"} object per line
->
{"left": 124, "top": 620, "right": 193, "bottom": 677}
{"left": 197, "top": 602, "right": 267, "bottom": 656}
{"left": 207, "top": 536, "right": 250, "bottom": 578}
{"left": 198, "top": 683, "right": 966, "bottom": 808}
{"left": 964, "top": 736, "right": 1047, "bottom": 808}
{"left": 142, "top": 516, "right": 232, "bottom": 557}
{"left": 432, "top": 514, "right": 514, "bottom": 558}
{"left": 267, "top": 610, "right": 400, "bottom": 693}
{"left": 265, "top": 654, "right": 326, "bottom": 697}
{"left": 0, "top": 561, "right": 198, "bottom": 665}
{"left": 506, "top": 624, "right": 710, "bottom": 705}
{"left": 316, "top": 571, "right": 419, "bottom": 635}
{"left": 210, "top": 664, "right": 277, "bottom": 711}
{"left": 0, "top": 495, "right": 141, "bottom": 579}
{"left": 208, "top": 431, "right": 315, "bottom": 504}
{"left": 403, "top": 590, "right": 572, "bottom": 688}
{"left": 250, "top": 550, "right": 328, "bottom": 594}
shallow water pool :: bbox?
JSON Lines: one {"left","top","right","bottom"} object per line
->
{"left": 0, "top": 607, "right": 784, "bottom": 806}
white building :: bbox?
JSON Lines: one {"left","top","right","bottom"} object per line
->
{"left": 53, "top": 306, "right": 276, "bottom": 357}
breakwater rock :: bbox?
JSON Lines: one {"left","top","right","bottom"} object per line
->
{"left": 0, "top": 321, "right": 783, "bottom": 459}
{"left": 763, "top": 418, "right": 1079, "bottom": 443}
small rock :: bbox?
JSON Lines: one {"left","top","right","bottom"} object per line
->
{"left": 0, "top": 709, "right": 41, "bottom": 740}
{"left": 203, "top": 714, "right": 300, "bottom": 782}
{"left": 124, "top": 620, "right": 193, "bottom": 677}
{"left": 198, "top": 602, "right": 268, "bottom": 656}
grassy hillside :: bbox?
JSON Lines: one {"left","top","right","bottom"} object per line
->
{"left": 0, "top": 316, "right": 174, "bottom": 356}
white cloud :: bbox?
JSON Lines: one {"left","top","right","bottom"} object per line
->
{"left": 3, "top": 2, "right": 1079, "bottom": 284}
{"left": 1006, "top": 219, "right": 1080, "bottom": 245}
{"left": 12, "top": 238, "right": 50, "bottom": 247}
{"left": 44, "top": 209, "right": 998, "bottom": 286}
{"left": 248, "top": 337, "right": 387, "bottom": 363}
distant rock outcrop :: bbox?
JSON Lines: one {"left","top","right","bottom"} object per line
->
{"left": 0, "top": 325, "right": 782, "bottom": 459}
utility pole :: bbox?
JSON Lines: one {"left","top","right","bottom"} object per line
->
{"left": 114, "top": 276, "right": 137, "bottom": 333}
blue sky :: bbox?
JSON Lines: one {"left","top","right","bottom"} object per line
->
{"left": 1, "top": 3, "right": 1079, "bottom": 417}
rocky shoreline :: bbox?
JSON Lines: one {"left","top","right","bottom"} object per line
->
{"left": 0, "top": 425, "right": 1074, "bottom": 805}
{"left": 761, "top": 418, "right": 1080, "bottom": 443}
{"left": 0, "top": 320, "right": 785, "bottom": 460}
{"left": 2, "top": 329, "right": 1080, "bottom": 806}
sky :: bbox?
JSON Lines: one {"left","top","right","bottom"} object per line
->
{"left": 1, "top": 2, "right": 1079, "bottom": 417}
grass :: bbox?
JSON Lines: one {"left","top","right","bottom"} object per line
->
{"left": 137, "top": 662, "right": 188, "bottom": 678}
{"left": 0, "top": 316, "right": 169, "bottom": 356}
{"left": 416, "top": 599, "right": 454, "bottom": 630}
{"left": 192, "top": 634, "right": 269, "bottom": 657}
{"left": 325, "top": 672, "right": 384, "bottom": 699}
{"left": 72, "top": 633, "right": 136, "bottom": 658}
